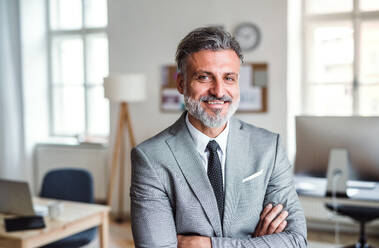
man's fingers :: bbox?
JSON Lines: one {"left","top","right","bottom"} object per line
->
{"left": 267, "top": 210, "right": 288, "bottom": 234}
{"left": 258, "top": 204, "right": 283, "bottom": 236}
{"left": 260, "top": 203, "right": 273, "bottom": 220}
{"left": 253, "top": 204, "right": 289, "bottom": 237}
{"left": 253, "top": 203, "right": 273, "bottom": 236}
{"left": 274, "top": 220, "right": 287, "bottom": 234}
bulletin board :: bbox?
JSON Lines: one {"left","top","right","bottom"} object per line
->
{"left": 160, "top": 65, "right": 185, "bottom": 111}
{"left": 238, "top": 63, "right": 268, "bottom": 113}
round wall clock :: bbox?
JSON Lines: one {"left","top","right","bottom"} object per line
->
{"left": 233, "top": 23, "right": 261, "bottom": 52}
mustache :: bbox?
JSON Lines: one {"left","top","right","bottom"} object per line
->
{"left": 199, "top": 95, "right": 232, "bottom": 102}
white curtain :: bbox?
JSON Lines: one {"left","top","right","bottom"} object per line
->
{"left": 0, "top": 0, "right": 25, "bottom": 180}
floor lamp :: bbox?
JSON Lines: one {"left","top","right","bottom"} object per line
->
{"left": 104, "top": 74, "right": 146, "bottom": 222}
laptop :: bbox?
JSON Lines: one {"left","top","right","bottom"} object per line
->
{"left": 0, "top": 179, "right": 47, "bottom": 216}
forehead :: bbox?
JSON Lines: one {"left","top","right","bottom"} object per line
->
{"left": 185, "top": 49, "right": 240, "bottom": 74}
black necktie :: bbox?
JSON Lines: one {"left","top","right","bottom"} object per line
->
{"left": 207, "top": 140, "right": 224, "bottom": 223}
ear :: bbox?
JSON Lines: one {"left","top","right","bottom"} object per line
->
{"left": 176, "top": 72, "right": 185, "bottom": 95}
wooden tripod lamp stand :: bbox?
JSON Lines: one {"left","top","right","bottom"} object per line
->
{"left": 104, "top": 74, "right": 146, "bottom": 222}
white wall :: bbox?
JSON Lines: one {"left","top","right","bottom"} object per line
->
{"left": 108, "top": 0, "right": 288, "bottom": 214}
{"left": 20, "top": 0, "right": 49, "bottom": 189}
{"left": 287, "top": 0, "right": 302, "bottom": 162}
{"left": 0, "top": 0, "right": 25, "bottom": 180}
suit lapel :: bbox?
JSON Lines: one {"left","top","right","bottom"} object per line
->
{"left": 222, "top": 118, "right": 251, "bottom": 235}
{"left": 166, "top": 113, "right": 223, "bottom": 237}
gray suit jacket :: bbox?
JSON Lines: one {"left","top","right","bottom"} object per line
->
{"left": 130, "top": 112, "right": 307, "bottom": 247}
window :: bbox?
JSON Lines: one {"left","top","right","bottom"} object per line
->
{"left": 302, "top": 0, "right": 379, "bottom": 116}
{"left": 47, "top": 0, "right": 109, "bottom": 137}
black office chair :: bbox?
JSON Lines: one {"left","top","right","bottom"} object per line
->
{"left": 40, "top": 168, "right": 97, "bottom": 248}
{"left": 326, "top": 203, "right": 379, "bottom": 248}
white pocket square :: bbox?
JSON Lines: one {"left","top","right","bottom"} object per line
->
{"left": 242, "top": 169, "right": 264, "bottom": 183}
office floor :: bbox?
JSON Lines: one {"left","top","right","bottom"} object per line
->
{"left": 84, "top": 219, "right": 379, "bottom": 248}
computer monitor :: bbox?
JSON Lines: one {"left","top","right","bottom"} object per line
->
{"left": 294, "top": 116, "right": 379, "bottom": 182}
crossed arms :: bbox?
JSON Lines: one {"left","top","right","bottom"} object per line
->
{"left": 177, "top": 203, "right": 289, "bottom": 248}
{"left": 130, "top": 137, "right": 307, "bottom": 248}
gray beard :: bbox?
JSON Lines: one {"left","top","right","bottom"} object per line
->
{"left": 184, "top": 95, "right": 239, "bottom": 128}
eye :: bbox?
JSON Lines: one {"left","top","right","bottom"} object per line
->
{"left": 197, "top": 74, "right": 211, "bottom": 82}
{"left": 225, "top": 75, "right": 237, "bottom": 83}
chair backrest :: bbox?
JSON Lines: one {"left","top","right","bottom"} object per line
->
{"left": 40, "top": 168, "right": 94, "bottom": 203}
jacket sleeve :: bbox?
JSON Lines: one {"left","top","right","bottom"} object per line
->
{"left": 211, "top": 135, "right": 307, "bottom": 248}
{"left": 130, "top": 147, "right": 177, "bottom": 248}
{"left": 211, "top": 231, "right": 307, "bottom": 248}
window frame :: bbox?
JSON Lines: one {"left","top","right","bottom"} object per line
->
{"left": 301, "top": 0, "right": 379, "bottom": 115}
{"left": 46, "top": 0, "right": 108, "bottom": 137}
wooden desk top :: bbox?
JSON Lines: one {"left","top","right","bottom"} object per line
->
{"left": 0, "top": 197, "right": 110, "bottom": 248}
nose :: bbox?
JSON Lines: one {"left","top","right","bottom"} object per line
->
{"left": 209, "top": 78, "right": 224, "bottom": 98}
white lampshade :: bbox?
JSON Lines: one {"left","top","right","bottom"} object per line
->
{"left": 104, "top": 74, "right": 146, "bottom": 102}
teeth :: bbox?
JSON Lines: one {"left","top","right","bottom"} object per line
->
{"left": 207, "top": 101, "right": 224, "bottom": 104}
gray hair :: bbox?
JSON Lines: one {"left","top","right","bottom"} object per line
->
{"left": 175, "top": 26, "right": 244, "bottom": 74}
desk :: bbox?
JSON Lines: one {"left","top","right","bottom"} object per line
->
{"left": 0, "top": 198, "right": 110, "bottom": 248}
{"left": 300, "top": 195, "right": 379, "bottom": 234}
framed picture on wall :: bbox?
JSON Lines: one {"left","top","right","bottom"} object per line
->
{"left": 160, "top": 63, "right": 268, "bottom": 112}
{"left": 160, "top": 65, "right": 185, "bottom": 111}
{"left": 238, "top": 63, "right": 268, "bottom": 112}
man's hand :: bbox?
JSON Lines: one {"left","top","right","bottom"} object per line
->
{"left": 177, "top": 235, "right": 211, "bottom": 248}
{"left": 253, "top": 203, "right": 288, "bottom": 237}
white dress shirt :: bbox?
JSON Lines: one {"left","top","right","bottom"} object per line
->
{"left": 185, "top": 113, "right": 229, "bottom": 186}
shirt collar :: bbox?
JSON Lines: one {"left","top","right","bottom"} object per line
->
{"left": 185, "top": 113, "right": 229, "bottom": 155}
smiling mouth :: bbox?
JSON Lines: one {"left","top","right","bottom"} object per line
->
{"left": 200, "top": 95, "right": 232, "bottom": 109}
{"left": 203, "top": 100, "right": 231, "bottom": 110}
{"left": 206, "top": 100, "right": 227, "bottom": 105}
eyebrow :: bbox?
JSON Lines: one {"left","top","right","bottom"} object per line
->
{"left": 192, "top": 70, "right": 213, "bottom": 77}
{"left": 225, "top": 72, "right": 239, "bottom": 77}
{"left": 192, "top": 70, "right": 239, "bottom": 77}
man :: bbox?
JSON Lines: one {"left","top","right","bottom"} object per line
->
{"left": 130, "top": 27, "right": 307, "bottom": 247}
